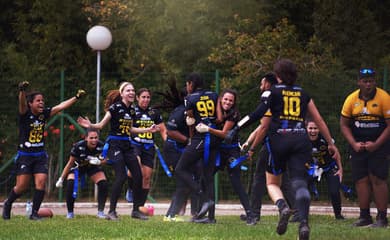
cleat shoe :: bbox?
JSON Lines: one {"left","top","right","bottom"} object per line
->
{"left": 97, "top": 211, "right": 106, "bottom": 219}
{"left": 29, "top": 211, "right": 42, "bottom": 221}
{"left": 352, "top": 217, "right": 373, "bottom": 227}
{"left": 131, "top": 210, "right": 148, "bottom": 221}
{"left": 163, "top": 215, "right": 185, "bottom": 222}
{"left": 369, "top": 218, "right": 388, "bottom": 228}
{"left": 290, "top": 212, "right": 301, "bottom": 223}
{"left": 2, "top": 200, "right": 11, "bottom": 220}
{"left": 240, "top": 213, "right": 260, "bottom": 223}
{"left": 193, "top": 217, "right": 216, "bottom": 224}
{"left": 106, "top": 211, "right": 119, "bottom": 221}
{"left": 246, "top": 215, "right": 257, "bottom": 226}
{"left": 298, "top": 221, "right": 310, "bottom": 240}
{"left": 66, "top": 212, "right": 74, "bottom": 219}
{"left": 125, "top": 189, "right": 133, "bottom": 203}
{"left": 335, "top": 214, "right": 345, "bottom": 220}
{"left": 276, "top": 206, "right": 292, "bottom": 235}
{"left": 196, "top": 200, "right": 214, "bottom": 219}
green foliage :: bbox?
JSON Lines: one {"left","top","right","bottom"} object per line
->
{"left": 313, "top": 0, "right": 390, "bottom": 69}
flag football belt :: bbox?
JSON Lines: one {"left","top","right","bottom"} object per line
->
{"left": 166, "top": 138, "right": 185, "bottom": 153}
{"left": 131, "top": 140, "right": 154, "bottom": 150}
{"left": 101, "top": 135, "right": 131, "bottom": 163}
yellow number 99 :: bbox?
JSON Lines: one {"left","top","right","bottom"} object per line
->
{"left": 196, "top": 100, "right": 215, "bottom": 117}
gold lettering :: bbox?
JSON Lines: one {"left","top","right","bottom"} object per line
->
{"left": 282, "top": 90, "right": 301, "bottom": 97}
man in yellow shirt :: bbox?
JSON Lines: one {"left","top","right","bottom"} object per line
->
{"left": 340, "top": 67, "right": 390, "bottom": 227}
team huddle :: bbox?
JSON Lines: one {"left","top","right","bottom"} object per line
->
{"left": 2, "top": 59, "right": 389, "bottom": 240}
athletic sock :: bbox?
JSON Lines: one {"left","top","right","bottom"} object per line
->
{"left": 6, "top": 189, "right": 22, "bottom": 204}
{"left": 276, "top": 199, "right": 288, "bottom": 210}
{"left": 32, "top": 189, "right": 45, "bottom": 213}
{"left": 66, "top": 180, "right": 75, "bottom": 213}
{"left": 377, "top": 210, "right": 387, "bottom": 220}
{"left": 141, "top": 188, "right": 150, "bottom": 206}
{"left": 97, "top": 180, "right": 108, "bottom": 212}
{"left": 360, "top": 208, "right": 370, "bottom": 219}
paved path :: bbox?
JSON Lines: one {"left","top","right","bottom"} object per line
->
{"left": 2, "top": 201, "right": 379, "bottom": 218}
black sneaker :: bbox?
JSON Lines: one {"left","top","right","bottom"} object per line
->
{"left": 335, "top": 214, "right": 345, "bottom": 220}
{"left": 246, "top": 215, "right": 257, "bottom": 226}
{"left": 369, "top": 218, "right": 388, "bottom": 228}
{"left": 2, "top": 200, "right": 11, "bottom": 220}
{"left": 276, "top": 206, "right": 292, "bottom": 235}
{"left": 193, "top": 217, "right": 216, "bottom": 224}
{"left": 240, "top": 214, "right": 260, "bottom": 222}
{"left": 290, "top": 212, "right": 301, "bottom": 223}
{"left": 352, "top": 217, "right": 373, "bottom": 227}
{"left": 195, "top": 200, "right": 214, "bottom": 219}
{"left": 298, "top": 220, "right": 310, "bottom": 240}
{"left": 106, "top": 211, "right": 119, "bottom": 221}
{"left": 29, "top": 211, "right": 42, "bottom": 221}
{"left": 131, "top": 210, "right": 148, "bottom": 221}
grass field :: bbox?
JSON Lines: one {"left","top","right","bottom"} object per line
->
{"left": 1, "top": 214, "right": 389, "bottom": 240}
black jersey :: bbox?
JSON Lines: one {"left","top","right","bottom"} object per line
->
{"left": 108, "top": 101, "right": 136, "bottom": 137}
{"left": 166, "top": 104, "right": 189, "bottom": 146}
{"left": 249, "top": 84, "right": 311, "bottom": 134}
{"left": 309, "top": 135, "right": 335, "bottom": 168}
{"left": 131, "top": 105, "right": 163, "bottom": 144}
{"left": 220, "top": 109, "right": 240, "bottom": 144}
{"left": 18, "top": 108, "right": 51, "bottom": 152}
{"left": 70, "top": 140, "right": 105, "bottom": 167}
{"left": 185, "top": 89, "right": 218, "bottom": 126}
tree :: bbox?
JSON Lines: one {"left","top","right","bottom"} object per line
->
{"left": 313, "top": 0, "right": 390, "bottom": 68}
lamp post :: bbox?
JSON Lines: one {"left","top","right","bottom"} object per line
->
{"left": 86, "top": 25, "right": 112, "bottom": 122}
{"left": 86, "top": 26, "right": 112, "bottom": 200}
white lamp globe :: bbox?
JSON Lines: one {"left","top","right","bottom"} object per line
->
{"left": 86, "top": 25, "right": 112, "bottom": 50}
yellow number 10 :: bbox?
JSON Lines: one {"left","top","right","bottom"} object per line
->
{"left": 283, "top": 96, "right": 300, "bottom": 116}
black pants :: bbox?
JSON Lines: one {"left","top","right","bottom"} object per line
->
{"left": 172, "top": 135, "right": 217, "bottom": 216}
{"left": 108, "top": 140, "right": 143, "bottom": 212}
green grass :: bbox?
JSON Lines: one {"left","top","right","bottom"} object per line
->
{"left": 1, "top": 215, "right": 389, "bottom": 240}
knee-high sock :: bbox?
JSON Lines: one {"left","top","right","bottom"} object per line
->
{"left": 5, "top": 189, "right": 22, "bottom": 205}
{"left": 66, "top": 180, "right": 75, "bottom": 213}
{"left": 97, "top": 180, "right": 108, "bottom": 212}
{"left": 141, "top": 188, "right": 149, "bottom": 206}
{"left": 32, "top": 189, "right": 45, "bottom": 213}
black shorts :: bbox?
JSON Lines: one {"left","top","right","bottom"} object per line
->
{"left": 266, "top": 133, "right": 311, "bottom": 179}
{"left": 70, "top": 165, "right": 104, "bottom": 178}
{"left": 350, "top": 141, "right": 390, "bottom": 181}
{"left": 218, "top": 146, "right": 240, "bottom": 172}
{"left": 133, "top": 143, "right": 156, "bottom": 168}
{"left": 107, "top": 140, "right": 137, "bottom": 164}
{"left": 262, "top": 144, "right": 284, "bottom": 175}
{"left": 15, "top": 153, "right": 48, "bottom": 175}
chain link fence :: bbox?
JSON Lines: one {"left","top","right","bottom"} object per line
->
{"left": 0, "top": 70, "right": 388, "bottom": 205}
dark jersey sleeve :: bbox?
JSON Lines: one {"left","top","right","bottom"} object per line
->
{"left": 238, "top": 90, "right": 271, "bottom": 129}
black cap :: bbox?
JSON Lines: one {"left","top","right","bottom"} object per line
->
{"left": 359, "top": 68, "right": 375, "bottom": 79}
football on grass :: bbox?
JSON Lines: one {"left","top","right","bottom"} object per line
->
{"left": 139, "top": 205, "right": 154, "bottom": 216}
{"left": 38, "top": 208, "right": 53, "bottom": 218}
